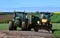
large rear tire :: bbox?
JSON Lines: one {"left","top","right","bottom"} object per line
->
{"left": 22, "top": 22, "right": 27, "bottom": 31}
{"left": 9, "top": 21, "right": 17, "bottom": 30}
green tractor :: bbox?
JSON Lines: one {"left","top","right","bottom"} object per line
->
{"left": 37, "top": 12, "right": 53, "bottom": 32}
{"left": 9, "top": 12, "right": 40, "bottom": 31}
{"left": 9, "top": 12, "right": 29, "bottom": 30}
{"left": 27, "top": 14, "right": 40, "bottom": 32}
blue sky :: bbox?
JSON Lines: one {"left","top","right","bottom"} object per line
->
{"left": 0, "top": 0, "right": 60, "bottom": 12}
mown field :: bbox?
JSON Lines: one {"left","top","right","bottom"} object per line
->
{"left": 0, "top": 23, "right": 60, "bottom": 38}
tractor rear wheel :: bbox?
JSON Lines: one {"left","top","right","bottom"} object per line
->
{"left": 22, "top": 22, "right": 27, "bottom": 31}
{"left": 9, "top": 21, "right": 17, "bottom": 30}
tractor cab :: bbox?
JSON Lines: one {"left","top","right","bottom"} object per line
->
{"left": 14, "top": 12, "right": 27, "bottom": 20}
{"left": 13, "top": 12, "right": 27, "bottom": 26}
{"left": 9, "top": 12, "right": 29, "bottom": 30}
{"left": 39, "top": 12, "right": 53, "bottom": 23}
{"left": 37, "top": 12, "right": 53, "bottom": 32}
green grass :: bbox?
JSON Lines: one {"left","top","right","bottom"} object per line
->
{"left": 52, "top": 23, "right": 60, "bottom": 29}
{"left": 0, "top": 23, "right": 8, "bottom": 30}
{"left": 0, "top": 23, "right": 60, "bottom": 38}
{"left": 0, "top": 23, "right": 22, "bottom": 30}
{"left": 54, "top": 31, "right": 60, "bottom": 38}
{"left": 51, "top": 14, "right": 60, "bottom": 23}
{"left": 52, "top": 23, "right": 60, "bottom": 38}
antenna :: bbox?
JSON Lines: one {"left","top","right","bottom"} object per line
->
{"left": 13, "top": 10, "right": 16, "bottom": 19}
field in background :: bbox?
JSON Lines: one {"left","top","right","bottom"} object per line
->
{"left": 0, "top": 12, "right": 60, "bottom": 23}
{"left": 0, "top": 13, "right": 13, "bottom": 23}
{"left": 0, "top": 23, "right": 60, "bottom": 38}
{"left": 51, "top": 14, "right": 60, "bottom": 23}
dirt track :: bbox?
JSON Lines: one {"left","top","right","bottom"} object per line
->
{"left": 0, "top": 30, "right": 55, "bottom": 38}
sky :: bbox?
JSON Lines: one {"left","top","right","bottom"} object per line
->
{"left": 0, "top": 0, "right": 60, "bottom": 12}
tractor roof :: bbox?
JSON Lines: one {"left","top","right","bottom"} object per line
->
{"left": 40, "top": 12, "right": 52, "bottom": 14}
{"left": 14, "top": 12, "right": 27, "bottom": 15}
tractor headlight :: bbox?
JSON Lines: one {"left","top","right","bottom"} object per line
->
{"left": 37, "top": 21, "right": 40, "bottom": 24}
{"left": 42, "top": 19, "right": 47, "bottom": 23}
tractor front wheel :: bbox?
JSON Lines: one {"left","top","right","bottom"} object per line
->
{"left": 34, "top": 24, "right": 39, "bottom": 32}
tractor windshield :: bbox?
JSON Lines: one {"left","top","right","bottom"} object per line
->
{"left": 16, "top": 13, "right": 23, "bottom": 18}
{"left": 40, "top": 13, "right": 52, "bottom": 19}
{"left": 15, "top": 12, "right": 27, "bottom": 20}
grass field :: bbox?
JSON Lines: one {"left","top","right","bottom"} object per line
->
{"left": 52, "top": 23, "right": 60, "bottom": 38}
{"left": 0, "top": 24, "right": 8, "bottom": 30}
{"left": 51, "top": 14, "right": 60, "bottom": 23}
{"left": 0, "top": 23, "right": 60, "bottom": 38}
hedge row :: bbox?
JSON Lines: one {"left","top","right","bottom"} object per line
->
{"left": 0, "top": 14, "right": 13, "bottom": 23}
{"left": 0, "top": 13, "right": 60, "bottom": 23}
